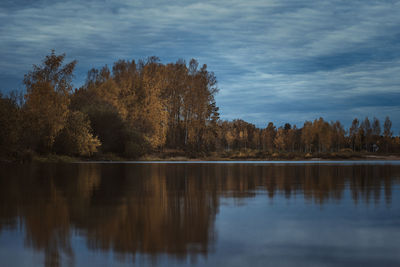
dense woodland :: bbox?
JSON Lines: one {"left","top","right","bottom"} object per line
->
{"left": 0, "top": 51, "right": 399, "bottom": 160}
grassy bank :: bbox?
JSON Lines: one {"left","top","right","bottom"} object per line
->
{"left": 139, "top": 150, "right": 400, "bottom": 161}
{"left": 2, "top": 150, "right": 400, "bottom": 163}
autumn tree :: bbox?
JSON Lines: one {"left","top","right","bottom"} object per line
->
{"left": 220, "top": 121, "right": 235, "bottom": 151}
{"left": 261, "top": 122, "right": 276, "bottom": 152}
{"left": 301, "top": 121, "right": 313, "bottom": 153}
{"left": 163, "top": 61, "right": 188, "bottom": 148}
{"left": 349, "top": 118, "right": 359, "bottom": 151}
{"left": 311, "top": 118, "right": 331, "bottom": 152}
{"left": 134, "top": 57, "right": 168, "bottom": 149}
{"left": 54, "top": 111, "right": 100, "bottom": 156}
{"left": 372, "top": 117, "right": 381, "bottom": 151}
{"left": 331, "top": 121, "right": 345, "bottom": 152}
{"left": 23, "top": 51, "right": 77, "bottom": 153}
{"left": 274, "top": 128, "right": 286, "bottom": 152}
{"left": 181, "top": 60, "right": 219, "bottom": 152}
{"left": 383, "top": 116, "right": 393, "bottom": 153}
{"left": 361, "top": 117, "right": 372, "bottom": 151}
{"left": 283, "top": 123, "right": 299, "bottom": 152}
{"left": 71, "top": 66, "right": 145, "bottom": 157}
{"left": 288, "top": 125, "right": 301, "bottom": 152}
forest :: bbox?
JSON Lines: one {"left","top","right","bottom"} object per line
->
{"left": 0, "top": 51, "right": 399, "bottom": 161}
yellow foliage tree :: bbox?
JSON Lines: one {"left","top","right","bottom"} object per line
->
{"left": 55, "top": 111, "right": 101, "bottom": 156}
{"left": 23, "top": 51, "right": 76, "bottom": 152}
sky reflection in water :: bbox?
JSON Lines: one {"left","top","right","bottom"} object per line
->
{"left": 1, "top": 162, "right": 400, "bottom": 267}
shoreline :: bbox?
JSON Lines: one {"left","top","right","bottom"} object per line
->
{"left": 2, "top": 153, "right": 400, "bottom": 163}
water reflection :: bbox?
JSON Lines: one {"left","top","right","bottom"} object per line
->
{"left": 0, "top": 163, "right": 399, "bottom": 267}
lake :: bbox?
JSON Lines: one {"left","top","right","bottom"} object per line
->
{"left": 1, "top": 161, "right": 400, "bottom": 266}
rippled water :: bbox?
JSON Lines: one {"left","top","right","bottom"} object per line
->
{"left": 1, "top": 162, "right": 400, "bottom": 267}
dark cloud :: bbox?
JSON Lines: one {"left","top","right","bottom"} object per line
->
{"left": 0, "top": 0, "right": 399, "bottom": 132}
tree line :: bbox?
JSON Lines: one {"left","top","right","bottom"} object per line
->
{"left": 0, "top": 51, "right": 399, "bottom": 160}
{"left": 217, "top": 116, "right": 398, "bottom": 155}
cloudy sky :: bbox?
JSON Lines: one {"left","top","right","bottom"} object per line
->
{"left": 1, "top": 0, "right": 399, "bottom": 132}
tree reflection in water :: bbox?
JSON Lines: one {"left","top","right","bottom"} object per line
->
{"left": 0, "top": 163, "right": 399, "bottom": 267}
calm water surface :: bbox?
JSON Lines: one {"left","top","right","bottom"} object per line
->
{"left": 1, "top": 161, "right": 400, "bottom": 267}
